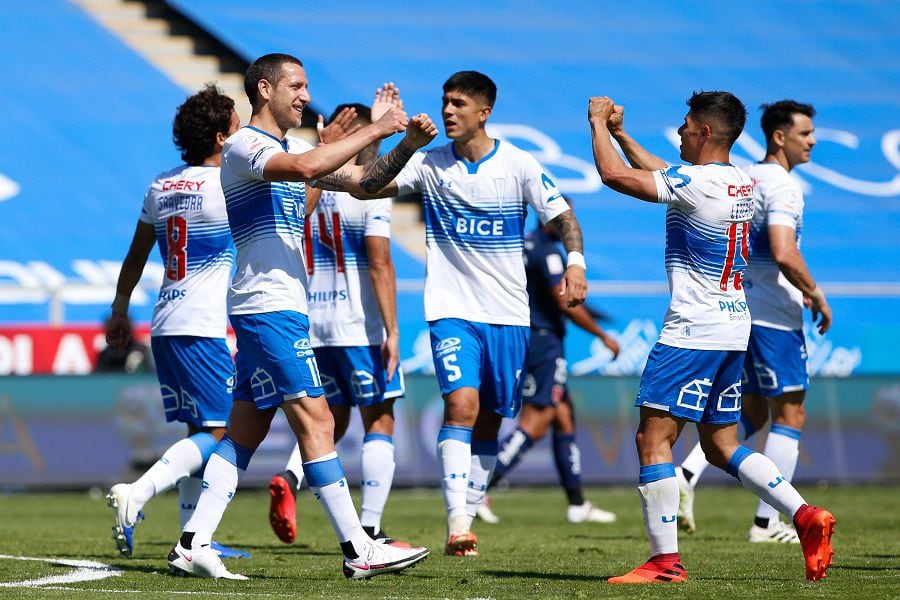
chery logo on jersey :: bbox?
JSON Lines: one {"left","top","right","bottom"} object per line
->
{"left": 727, "top": 184, "right": 753, "bottom": 198}
{"left": 161, "top": 179, "right": 206, "bottom": 191}
{"left": 434, "top": 336, "right": 462, "bottom": 358}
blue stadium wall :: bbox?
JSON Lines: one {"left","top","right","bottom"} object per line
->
{"left": 1, "top": 1, "right": 896, "bottom": 375}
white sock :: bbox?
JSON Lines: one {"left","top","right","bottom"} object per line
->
{"left": 755, "top": 426, "right": 801, "bottom": 524}
{"left": 638, "top": 464, "right": 679, "bottom": 556}
{"left": 437, "top": 438, "right": 471, "bottom": 526}
{"left": 177, "top": 475, "right": 203, "bottom": 530}
{"left": 681, "top": 441, "right": 710, "bottom": 490}
{"left": 184, "top": 453, "right": 241, "bottom": 547}
{"left": 304, "top": 452, "right": 369, "bottom": 556}
{"left": 182, "top": 436, "right": 253, "bottom": 548}
{"left": 465, "top": 453, "right": 498, "bottom": 529}
{"left": 131, "top": 436, "right": 205, "bottom": 510}
{"left": 729, "top": 448, "right": 804, "bottom": 519}
{"left": 360, "top": 436, "right": 396, "bottom": 532}
{"left": 285, "top": 444, "right": 305, "bottom": 490}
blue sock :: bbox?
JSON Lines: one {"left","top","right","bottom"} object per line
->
{"left": 553, "top": 433, "right": 585, "bottom": 506}
{"left": 493, "top": 427, "right": 535, "bottom": 484}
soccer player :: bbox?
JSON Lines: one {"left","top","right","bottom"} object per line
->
{"left": 105, "top": 84, "right": 245, "bottom": 559}
{"left": 165, "top": 53, "right": 437, "bottom": 580}
{"left": 268, "top": 87, "right": 411, "bottom": 547}
{"left": 476, "top": 200, "right": 620, "bottom": 525}
{"left": 674, "top": 100, "right": 832, "bottom": 543}
{"left": 314, "top": 70, "right": 588, "bottom": 557}
{"left": 588, "top": 92, "right": 835, "bottom": 583}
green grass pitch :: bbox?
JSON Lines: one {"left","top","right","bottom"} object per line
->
{"left": 0, "top": 484, "right": 897, "bottom": 599}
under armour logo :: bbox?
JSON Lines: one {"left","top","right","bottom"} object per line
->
{"left": 767, "top": 477, "right": 784, "bottom": 489}
{"left": 661, "top": 514, "right": 677, "bottom": 523}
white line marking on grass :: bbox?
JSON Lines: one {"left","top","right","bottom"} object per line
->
{"left": 0, "top": 554, "right": 122, "bottom": 587}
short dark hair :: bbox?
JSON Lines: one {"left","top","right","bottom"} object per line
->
{"left": 443, "top": 70, "right": 497, "bottom": 108}
{"left": 244, "top": 53, "right": 303, "bottom": 106}
{"left": 329, "top": 103, "right": 371, "bottom": 125}
{"left": 760, "top": 100, "right": 816, "bottom": 142}
{"left": 172, "top": 84, "right": 235, "bottom": 166}
{"left": 686, "top": 91, "right": 747, "bottom": 147}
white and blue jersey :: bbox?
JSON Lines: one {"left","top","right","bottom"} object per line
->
{"left": 651, "top": 163, "right": 755, "bottom": 351}
{"left": 394, "top": 140, "right": 570, "bottom": 326}
{"left": 305, "top": 191, "right": 392, "bottom": 346}
{"left": 220, "top": 126, "right": 315, "bottom": 316}
{"left": 743, "top": 162, "right": 805, "bottom": 331}
{"left": 140, "top": 165, "right": 234, "bottom": 337}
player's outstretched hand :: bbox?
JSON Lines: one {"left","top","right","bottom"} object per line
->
{"left": 405, "top": 114, "right": 438, "bottom": 149}
{"left": 372, "top": 82, "right": 404, "bottom": 123}
{"left": 318, "top": 106, "right": 361, "bottom": 144}
{"left": 372, "top": 106, "right": 409, "bottom": 139}
{"left": 588, "top": 96, "right": 616, "bottom": 124}
{"left": 558, "top": 266, "right": 588, "bottom": 308}
{"left": 105, "top": 313, "right": 132, "bottom": 352}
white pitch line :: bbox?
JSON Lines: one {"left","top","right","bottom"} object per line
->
{"left": 0, "top": 554, "right": 121, "bottom": 587}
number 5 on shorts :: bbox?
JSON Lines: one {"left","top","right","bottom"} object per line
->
{"left": 442, "top": 354, "right": 461, "bottom": 382}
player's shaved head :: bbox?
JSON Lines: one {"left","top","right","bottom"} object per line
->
{"left": 245, "top": 53, "right": 304, "bottom": 106}
{"left": 686, "top": 91, "right": 747, "bottom": 148}
{"left": 760, "top": 100, "right": 816, "bottom": 143}
{"left": 443, "top": 71, "right": 497, "bottom": 108}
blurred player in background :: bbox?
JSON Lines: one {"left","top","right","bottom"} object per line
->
{"left": 166, "top": 53, "right": 436, "bottom": 581}
{"left": 316, "top": 70, "right": 588, "bottom": 557}
{"left": 675, "top": 100, "right": 832, "bottom": 543}
{"left": 268, "top": 86, "right": 412, "bottom": 548}
{"left": 589, "top": 91, "right": 834, "bottom": 583}
{"left": 477, "top": 198, "right": 619, "bottom": 525}
{"left": 105, "top": 84, "right": 245, "bottom": 559}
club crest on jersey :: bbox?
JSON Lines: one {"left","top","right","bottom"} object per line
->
{"left": 434, "top": 336, "right": 462, "bottom": 357}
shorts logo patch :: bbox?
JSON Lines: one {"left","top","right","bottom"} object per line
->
{"left": 351, "top": 369, "right": 380, "bottom": 399}
{"left": 753, "top": 361, "right": 778, "bottom": 391}
{"left": 716, "top": 382, "right": 742, "bottom": 412}
{"left": 676, "top": 378, "right": 712, "bottom": 412}
{"left": 250, "top": 367, "right": 278, "bottom": 401}
{"left": 293, "top": 338, "right": 314, "bottom": 357}
{"left": 434, "top": 336, "right": 462, "bottom": 357}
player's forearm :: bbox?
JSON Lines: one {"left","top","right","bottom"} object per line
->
{"left": 548, "top": 211, "right": 583, "bottom": 255}
{"left": 775, "top": 248, "right": 818, "bottom": 297}
{"left": 591, "top": 121, "right": 636, "bottom": 189}
{"left": 563, "top": 303, "right": 604, "bottom": 336}
{"left": 292, "top": 127, "right": 383, "bottom": 182}
{"left": 358, "top": 138, "right": 416, "bottom": 194}
{"left": 611, "top": 129, "right": 668, "bottom": 170}
{"left": 368, "top": 260, "right": 399, "bottom": 338}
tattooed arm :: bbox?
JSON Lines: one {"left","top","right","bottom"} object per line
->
{"left": 548, "top": 209, "right": 588, "bottom": 307}
{"left": 313, "top": 114, "right": 437, "bottom": 198}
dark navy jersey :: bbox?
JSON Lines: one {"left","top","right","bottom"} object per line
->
{"left": 524, "top": 228, "right": 566, "bottom": 338}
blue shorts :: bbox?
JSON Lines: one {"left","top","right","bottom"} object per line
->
{"left": 315, "top": 345, "right": 405, "bottom": 407}
{"left": 635, "top": 342, "right": 744, "bottom": 424}
{"left": 522, "top": 329, "right": 567, "bottom": 408}
{"left": 230, "top": 311, "right": 324, "bottom": 410}
{"left": 151, "top": 336, "right": 233, "bottom": 428}
{"left": 429, "top": 318, "right": 529, "bottom": 418}
{"left": 742, "top": 325, "right": 809, "bottom": 397}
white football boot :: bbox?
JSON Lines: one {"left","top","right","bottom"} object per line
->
{"left": 342, "top": 539, "right": 429, "bottom": 579}
{"left": 675, "top": 467, "right": 696, "bottom": 533}
{"left": 167, "top": 541, "right": 248, "bottom": 580}
{"left": 567, "top": 501, "right": 617, "bottom": 523}
{"left": 748, "top": 520, "right": 800, "bottom": 544}
{"left": 106, "top": 483, "right": 143, "bottom": 556}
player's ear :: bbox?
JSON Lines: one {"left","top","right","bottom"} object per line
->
{"left": 479, "top": 104, "right": 492, "bottom": 124}
{"left": 772, "top": 127, "right": 786, "bottom": 148}
{"left": 258, "top": 78, "right": 273, "bottom": 101}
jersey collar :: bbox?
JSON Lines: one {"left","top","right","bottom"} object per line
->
{"left": 452, "top": 139, "right": 500, "bottom": 174}
{"left": 245, "top": 125, "right": 290, "bottom": 151}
